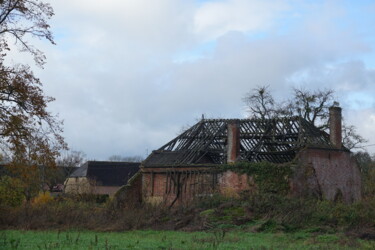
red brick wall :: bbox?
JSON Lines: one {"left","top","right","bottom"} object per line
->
{"left": 141, "top": 148, "right": 361, "bottom": 206}
{"left": 293, "top": 148, "right": 361, "bottom": 203}
{"left": 141, "top": 167, "right": 257, "bottom": 206}
{"left": 227, "top": 121, "right": 240, "bottom": 163}
{"left": 142, "top": 168, "right": 218, "bottom": 207}
{"left": 329, "top": 107, "right": 342, "bottom": 148}
{"left": 218, "top": 171, "right": 254, "bottom": 197}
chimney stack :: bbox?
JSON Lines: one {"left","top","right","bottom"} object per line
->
{"left": 329, "top": 106, "right": 342, "bottom": 148}
{"left": 227, "top": 120, "right": 240, "bottom": 163}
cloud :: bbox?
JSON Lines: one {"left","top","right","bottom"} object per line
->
{"left": 193, "top": 0, "right": 289, "bottom": 40}
{"left": 345, "top": 108, "right": 375, "bottom": 152}
{"left": 52, "top": 0, "right": 196, "bottom": 55}
{"left": 26, "top": 0, "right": 375, "bottom": 159}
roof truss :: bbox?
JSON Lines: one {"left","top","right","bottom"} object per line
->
{"left": 146, "top": 117, "right": 333, "bottom": 166}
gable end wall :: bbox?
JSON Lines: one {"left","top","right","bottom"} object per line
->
{"left": 293, "top": 148, "right": 361, "bottom": 203}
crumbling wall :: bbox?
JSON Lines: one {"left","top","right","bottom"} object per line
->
{"left": 113, "top": 172, "right": 142, "bottom": 208}
{"left": 293, "top": 148, "right": 361, "bottom": 203}
{"left": 141, "top": 167, "right": 257, "bottom": 206}
{"left": 141, "top": 148, "right": 362, "bottom": 206}
{"left": 142, "top": 168, "right": 218, "bottom": 207}
{"left": 218, "top": 171, "right": 253, "bottom": 197}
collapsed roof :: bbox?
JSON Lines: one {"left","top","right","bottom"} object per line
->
{"left": 143, "top": 117, "right": 337, "bottom": 166}
{"left": 70, "top": 161, "right": 140, "bottom": 186}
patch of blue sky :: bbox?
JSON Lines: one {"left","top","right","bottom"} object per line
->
{"left": 360, "top": 52, "right": 375, "bottom": 69}
{"left": 345, "top": 2, "right": 375, "bottom": 68}
{"left": 328, "top": 1, "right": 375, "bottom": 35}
{"left": 195, "top": 0, "right": 221, "bottom": 4}
{"left": 53, "top": 28, "right": 68, "bottom": 40}
{"left": 344, "top": 91, "right": 375, "bottom": 110}
{"left": 270, "top": 8, "right": 306, "bottom": 36}
{"left": 172, "top": 40, "right": 217, "bottom": 64}
{"left": 52, "top": 28, "right": 76, "bottom": 50}
{"left": 242, "top": 30, "right": 269, "bottom": 41}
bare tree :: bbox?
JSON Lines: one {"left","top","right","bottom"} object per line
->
{"left": 57, "top": 150, "right": 86, "bottom": 168}
{"left": 243, "top": 86, "right": 367, "bottom": 149}
{"left": 242, "top": 85, "right": 277, "bottom": 119}
{"left": 0, "top": 0, "right": 54, "bottom": 66}
{"left": 287, "top": 88, "right": 339, "bottom": 130}
{"left": 342, "top": 124, "right": 368, "bottom": 150}
{"left": 108, "top": 155, "right": 144, "bottom": 162}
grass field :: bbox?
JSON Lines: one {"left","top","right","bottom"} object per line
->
{"left": 1, "top": 229, "right": 374, "bottom": 249}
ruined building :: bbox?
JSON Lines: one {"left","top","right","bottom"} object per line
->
{"left": 141, "top": 107, "right": 361, "bottom": 206}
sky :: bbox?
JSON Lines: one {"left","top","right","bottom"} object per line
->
{"left": 20, "top": 0, "right": 375, "bottom": 159}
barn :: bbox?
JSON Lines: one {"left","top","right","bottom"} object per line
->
{"left": 65, "top": 161, "right": 140, "bottom": 196}
{"left": 140, "top": 107, "right": 361, "bottom": 207}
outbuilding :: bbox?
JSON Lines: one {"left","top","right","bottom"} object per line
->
{"left": 65, "top": 161, "right": 140, "bottom": 196}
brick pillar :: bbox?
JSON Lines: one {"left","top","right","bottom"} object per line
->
{"left": 227, "top": 120, "right": 240, "bottom": 163}
{"left": 329, "top": 106, "right": 342, "bottom": 148}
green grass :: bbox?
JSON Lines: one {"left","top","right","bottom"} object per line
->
{"left": 1, "top": 230, "right": 374, "bottom": 249}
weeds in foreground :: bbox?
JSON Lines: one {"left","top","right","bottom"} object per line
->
{"left": 0, "top": 192, "right": 374, "bottom": 240}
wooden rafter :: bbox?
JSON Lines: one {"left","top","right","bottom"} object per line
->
{"left": 144, "top": 117, "right": 334, "bottom": 166}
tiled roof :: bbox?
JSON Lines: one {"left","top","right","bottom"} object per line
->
{"left": 70, "top": 161, "right": 140, "bottom": 186}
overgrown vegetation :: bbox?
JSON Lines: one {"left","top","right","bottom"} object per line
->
{"left": 220, "top": 161, "right": 295, "bottom": 195}
{"left": 0, "top": 182, "right": 374, "bottom": 241}
{"left": 0, "top": 153, "right": 374, "bottom": 246}
{"left": 0, "top": 176, "right": 23, "bottom": 207}
{"left": 197, "top": 193, "right": 375, "bottom": 237}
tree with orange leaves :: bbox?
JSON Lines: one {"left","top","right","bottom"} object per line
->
{"left": 0, "top": 0, "right": 66, "bottom": 202}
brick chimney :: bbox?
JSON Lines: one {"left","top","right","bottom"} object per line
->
{"left": 329, "top": 106, "right": 342, "bottom": 148}
{"left": 227, "top": 120, "right": 240, "bottom": 163}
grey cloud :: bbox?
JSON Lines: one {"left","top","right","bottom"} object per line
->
{"left": 30, "top": 0, "right": 375, "bottom": 158}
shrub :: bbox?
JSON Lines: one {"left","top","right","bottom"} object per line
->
{"left": 363, "top": 168, "right": 375, "bottom": 198}
{"left": 0, "top": 176, "right": 24, "bottom": 207}
{"left": 32, "top": 192, "right": 54, "bottom": 206}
